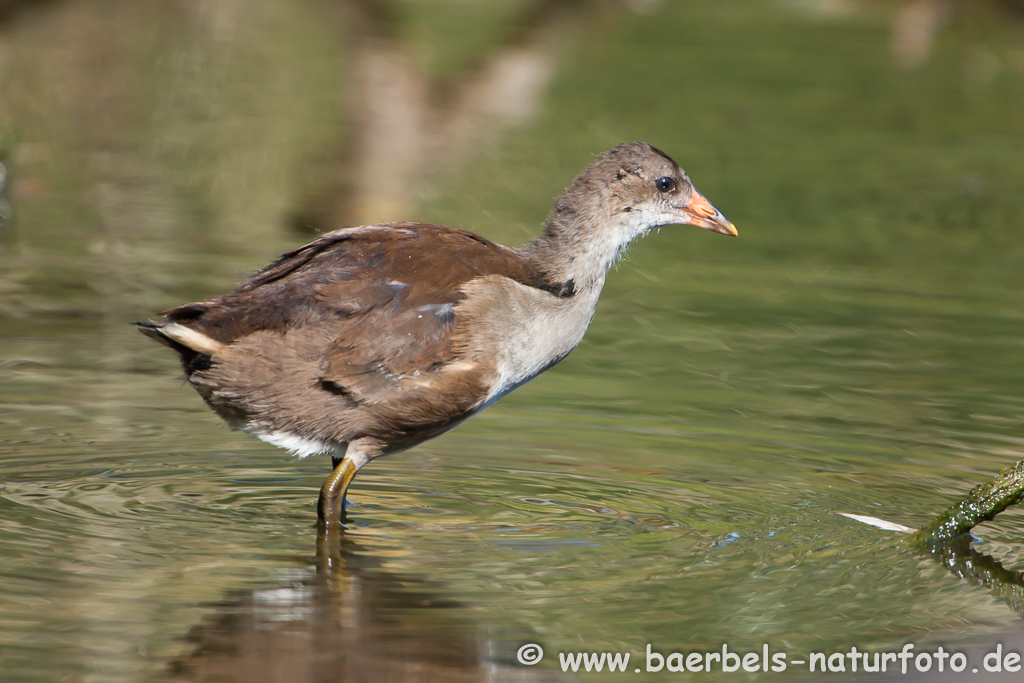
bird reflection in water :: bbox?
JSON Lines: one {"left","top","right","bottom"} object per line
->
{"left": 168, "top": 527, "right": 565, "bottom": 683}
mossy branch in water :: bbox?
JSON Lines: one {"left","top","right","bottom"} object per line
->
{"left": 906, "top": 461, "right": 1024, "bottom": 615}
{"left": 909, "top": 459, "right": 1024, "bottom": 546}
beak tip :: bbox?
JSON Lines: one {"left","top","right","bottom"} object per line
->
{"left": 714, "top": 221, "right": 738, "bottom": 237}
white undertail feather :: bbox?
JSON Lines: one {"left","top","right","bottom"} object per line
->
{"left": 162, "top": 323, "right": 225, "bottom": 356}
{"left": 252, "top": 430, "right": 336, "bottom": 459}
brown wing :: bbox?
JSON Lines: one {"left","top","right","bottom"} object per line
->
{"left": 161, "top": 222, "right": 551, "bottom": 410}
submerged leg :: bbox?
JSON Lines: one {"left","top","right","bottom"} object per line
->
{"left": 317, "top": 439, "right": 377, "bottom": 528}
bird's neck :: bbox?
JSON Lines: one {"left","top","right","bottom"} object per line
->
{"left": 522, "top": 203, "right": 623, "bottom": 295}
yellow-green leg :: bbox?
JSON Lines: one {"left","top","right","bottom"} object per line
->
{"left": 318, "top": 457, "right": 358, "bottom": 529}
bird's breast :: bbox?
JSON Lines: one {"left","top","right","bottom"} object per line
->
{"left": 452, "top": 275, "right": 604, "bottom": 408}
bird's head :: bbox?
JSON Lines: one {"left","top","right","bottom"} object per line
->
{"left": 537, "top": 142, "right": 737, "bottom": 287}
{"left": 547, "top": 141, "right": 735, "bottom": 259}
{"left": 598, "top": 140, "right": 734, "bottom": 234}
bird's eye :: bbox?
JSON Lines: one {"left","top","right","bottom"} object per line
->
{"left": 655, "top": 176, "right": 676, "bottom": 193}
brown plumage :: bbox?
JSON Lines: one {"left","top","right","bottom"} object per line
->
{"left": 138, "top": 142, "right": 737, "bottom": 527}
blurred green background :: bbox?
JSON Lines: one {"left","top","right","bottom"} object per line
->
{"left": 1, "top": 0, "right": 1024, "bottom": 681}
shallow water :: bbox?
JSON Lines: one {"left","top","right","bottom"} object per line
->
{"left": 2, "top": 1, "right": 1024, "bottom": 681}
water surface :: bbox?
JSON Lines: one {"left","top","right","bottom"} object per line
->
{"left": 2, "top": 1, "right": 1024, "bottom": 681}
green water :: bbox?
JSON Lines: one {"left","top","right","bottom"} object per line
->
{"left": 2, "top": 1, "right": 1024, "bottom": 681}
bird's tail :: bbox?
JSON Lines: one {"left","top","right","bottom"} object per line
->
{"left": 135, "top": 321, "right": 225, "bottom": 371}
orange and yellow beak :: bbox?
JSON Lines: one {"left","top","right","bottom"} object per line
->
{"left": 679, "top": 190, "right": 738, "bottom": 237}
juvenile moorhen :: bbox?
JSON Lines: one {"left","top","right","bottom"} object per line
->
{"left": 138, "top": 142, "right": 737, "bottom": 527}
